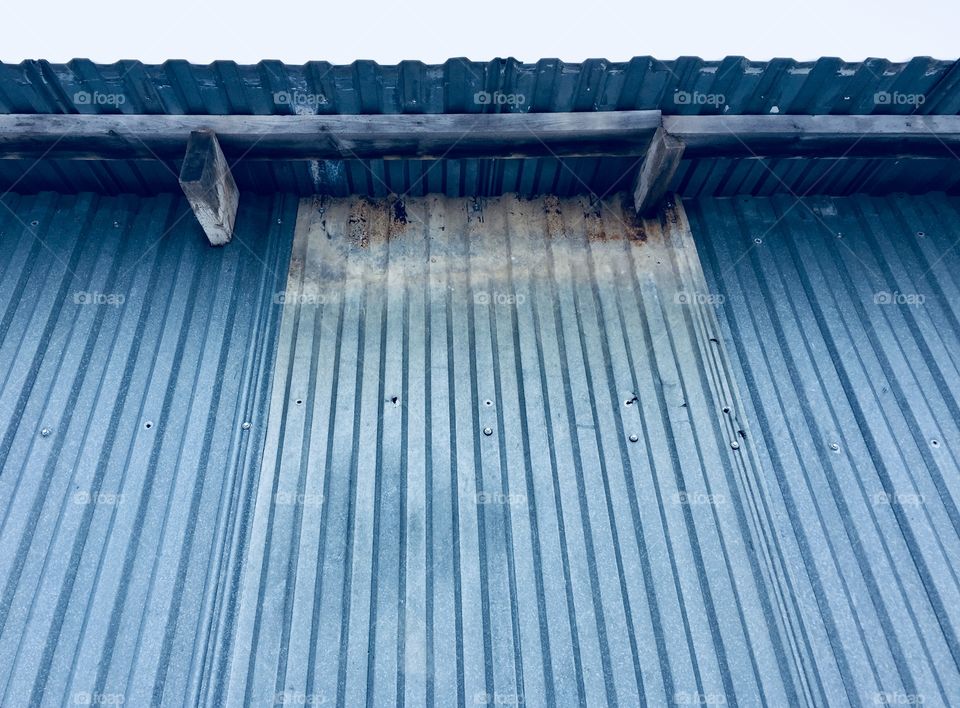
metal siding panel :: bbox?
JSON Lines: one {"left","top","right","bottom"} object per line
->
{"left": 690, "top": 193, "right": 960, "bottom": 707}
{"left": 219, "top": 193, "right": 811, "bottom": 706}
{"left": 0, "top": 191, "right": 295, "bottom": 705}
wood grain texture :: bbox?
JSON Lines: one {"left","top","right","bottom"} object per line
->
{"left": 633, "top": 127, "right": 685, "bottom": 215}
{"left": 665, "top": 115, "right": 960, "bottom": 157}
{"left": 178, "top": 130, "right": 239, "bottom": 245}
{"left": 0, "top": 112, "right": 662, "bottom": 160}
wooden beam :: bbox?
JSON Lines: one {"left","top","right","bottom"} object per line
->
{"left": 2, "top": 113, "right": 957, "bottom": 164}
{"left": 633, "top": 127, "right": 685, "bottom": 215}
{"left": 0, "top": 111, "right": 663, "bottom": 161}
{"left": 178, "top": 130, "right": 238, "bottom": 246}
{"left": 664, "top": 115, "right": 960, "bottom": 158}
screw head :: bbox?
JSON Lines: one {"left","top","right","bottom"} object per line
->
{"left": 144, "top": 421, "right": 153, "bottom": 430}
{"left": 483, "top": 427, "right": 493, "bottom": 437}
{"left": 628, "top": 433, "right": 639, "bottom": 443}
{"left": 830, "top": 442, "right": 839, "bottom": 451}
{"left": 730, "top": 440, "right": 740, "bottom": 450}
{"left": 242, "top": 421, "right": 252, "bottom": 430}
{"left": 754, "top": 237, "right": 762, "bottom": 245}
{"left": 40, "top": 427, "right": 51, "bottom": 437}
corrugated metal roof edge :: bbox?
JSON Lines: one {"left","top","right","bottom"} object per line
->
{"left": 2, "top": 56, "right": 960, "bottom": 116}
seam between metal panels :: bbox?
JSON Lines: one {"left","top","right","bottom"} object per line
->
{"left": 191, "top": 194, "right": 299, "bottom": 706}
{"left": 667, "top": 199, "right": 820, "bottom": 705}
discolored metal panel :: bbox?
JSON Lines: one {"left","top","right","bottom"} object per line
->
{"left": 218, "top": 193, "right": 813, "bottom": 706}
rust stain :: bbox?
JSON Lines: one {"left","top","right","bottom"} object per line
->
{"left": 584, "top": 197, "right": 610, "bottom": 242}
{"left": 619, "top": 194, "right": 649, "bottom": 243}
{"left": 347, "top": 199, "right": 370, "bottom": 248}
{"left": 346, "top": 196, "right": 411, "bottom": 249}
{"left": 543, "top": 195, "right": 564, "bottom": 239}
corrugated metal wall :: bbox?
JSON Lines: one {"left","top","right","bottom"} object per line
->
{"left": 0, "top": 192, "right": 295, "bottom": 706}
{"left": 690, "top": 193, "right": 960, "bottom": 706}
{"left": 217, "top": 194, "right": 820, "bottom": 706}
{"left": 5, "top": 153, "right": 958, "bottom": 202}
{"left": 2, "top": 188, "right": 958, "bottom": 706}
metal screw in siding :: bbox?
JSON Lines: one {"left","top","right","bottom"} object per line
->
{"left": 242, "top": 422, "right": 252, "bottom": 430}
{"left": 483, "top": 427, "right": 493, "bottom": 437}
{"left": 730, "top": 440, "right": 740, "bottom": 450}
{"left": 628, "top": 433, "right": 639, "bottom": 443}
{"left": 40, "top": 427, "right": 51, "bottom": 437}
{"left": 830, "top": 442, "right": 840, "bottom": 451}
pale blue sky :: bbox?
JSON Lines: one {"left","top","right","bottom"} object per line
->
{"left": 1, "top": 0, "right": 955, "bottom": 63}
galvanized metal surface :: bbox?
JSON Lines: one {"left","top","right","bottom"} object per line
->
{"left": 0, "top": 192, "right": 295, "bottom": 705}
{"left": 6, "top": 154, "right": 958, "bottom": 203}
{"left": 2, "top": 187, "right": 958, "bottom": 706}
{"left": 1, "top": 57, "right": 959, "bottom": 198}
{"left": 673, "top": 155, "right": 960, "bottom": 198}
{"left": 3, "top": 57, "right": 957, "bottom": 115}
{"left": 217, "top": 193, "right": 815, "bottom": 706}
{"left": 689, "top": 193, "right": 960, "bottom": 706}
{"left": 0, "top": 154, "right": 645, "bottom": 200}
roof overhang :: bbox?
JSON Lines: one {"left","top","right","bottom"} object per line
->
{"left": 4, "top": 110, "right": 960, "bottom": 240}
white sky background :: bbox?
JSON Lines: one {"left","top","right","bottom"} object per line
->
{"left": 0, "top": 0, "right": 956, "bottom": 64}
